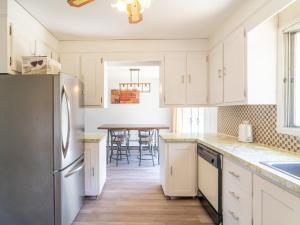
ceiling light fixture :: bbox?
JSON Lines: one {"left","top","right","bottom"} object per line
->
{"left": 111, "top": 0, "right": 151, "bottom": 24}
{"left": 119, "top": 69, "right": 151, "bottom": 93}
{"left": 67, "top": 0, "right": 94, "bottom": 7}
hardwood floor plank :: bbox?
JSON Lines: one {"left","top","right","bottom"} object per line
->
{"left": 73, "top": 153, "right": 214, "bottom": 225}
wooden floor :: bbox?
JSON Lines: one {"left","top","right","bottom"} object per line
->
{"left": 73, "top": 151, "right": 214, "bottom": 225}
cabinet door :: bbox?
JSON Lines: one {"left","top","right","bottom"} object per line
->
{"left": 168, "top": 143, "right": 196, "bottom": 196}
{"left": 253, "top": 175, "right": 300, "bottom": 225}
{"left": 60, "top": 54, "right": 81, "bottom": 78}
{"left": 164, "top": 53, "right": 186, "bottom": 105}
{"left": 159, "top": 138, "right": 167, "bottom": 192}
{"left": 209, "top": 44, "right": 223, "bottom": 105}
{"left": 81, "top": 55, "right": 104, "bottom": 107}
{"left": 35, "top": 40, "right": 54, "bottom": 59}
{"left": 223, "top": 27, "right": 246, "bottom": 103}
{"left": 84, "top": 144, "right": 94, "bottom": 196}
{"left": 11, "top": 24, "right": 35, "bottom": 73}
{"left": 99, "top": 138, "right": 107, "bottom": 194}
{"left": 186, "top": 52, "right": 208, "bottom": 105}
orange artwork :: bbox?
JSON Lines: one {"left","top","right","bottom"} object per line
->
{"left": 111, "top": 90, "right": 140, "bottom": 104}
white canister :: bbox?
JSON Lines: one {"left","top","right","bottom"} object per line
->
{"left": 238, "top": 121, "right": 253, "bottom": 143}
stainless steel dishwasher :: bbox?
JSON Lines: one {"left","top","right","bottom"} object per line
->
{"left": 197, "top": 143, "right": 222, "bottom": 225}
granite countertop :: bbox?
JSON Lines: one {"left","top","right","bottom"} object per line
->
{"left": 160, "top": 133, "right": 300, "bottom": 197}
{"left": 83, "top": 133, "right": 106, "bottom": 143}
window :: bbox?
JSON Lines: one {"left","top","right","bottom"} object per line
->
{"left": 285, "top": 30, "right": 300, "bottom": 128}
{"left": 175, "top": 108, "right": 217, "bottom": 134}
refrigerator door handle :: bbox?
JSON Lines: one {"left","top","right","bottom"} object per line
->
{"left": 64, "top": 160, "right": 85, "bottom": 178}
{"left": 61, "top": 85, "right": 71, "bottom": 158}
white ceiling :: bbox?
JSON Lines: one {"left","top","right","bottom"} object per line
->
{"left": 16, "top": 0, "right": 245, "bottom": 40}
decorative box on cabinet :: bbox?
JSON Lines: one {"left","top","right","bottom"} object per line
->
{"left": 84, "top": 135, "right": 107, "bottom": 197}
{"left": 159, "top": 138, "right": 197, "bottom": 197}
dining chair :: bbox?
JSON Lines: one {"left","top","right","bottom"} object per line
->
{"left": 138, "top": 129, "right": 155, "bottom": 166}
{"left": 109, "top": 130, "right": 130, "bottom": 166}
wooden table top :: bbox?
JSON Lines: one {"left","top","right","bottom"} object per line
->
{"left": 98, "top": 124, "right": 170, "bottom": 130}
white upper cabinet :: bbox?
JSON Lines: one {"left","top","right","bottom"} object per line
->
{"left": 186, "top": 52, "right": 208, "bottom": 105}
{"left": 223, "top": 26, "right": 246, "bottom": 103}
{"left": 164, "top": 53, "right": 186, "bottom": 105}
{"left": 164, "top": 52, "right": 208, "bottom": 106}
{"left": 10, "top": 23, "right": 35, "bottom": 73}
{"left": 209, "top": 43, "right": 223, "bottom": 105}
{"left": 1, "top": 0, "right": 59, "bottom": 74}
{"left": 60, "top": 54, "right": 81, "bottom": 78}
{"left": 208, "top": 16, "right": 277, "bottom": 106}
{"left": 81, "top": 55, "right": 106, "bottom": 107}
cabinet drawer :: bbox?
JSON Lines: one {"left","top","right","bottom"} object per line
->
{"left": 223, "top": 188, "right": 252, "bottom": 225}
{"left": 223, "top": 157, "right": 252, "bottom": 194}
{"left": 223, "top": 207, "right": 242, "bottom": 225}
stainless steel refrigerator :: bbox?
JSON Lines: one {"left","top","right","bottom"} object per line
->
{"left": 0, "top": 74, "right": 85, "bottom": 225}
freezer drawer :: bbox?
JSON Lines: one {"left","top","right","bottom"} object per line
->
{"left": 55, "top": 155, "right": 85, "bottom": 225}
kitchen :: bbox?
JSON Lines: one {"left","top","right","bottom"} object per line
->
{"left": 0, "top": 0, "right": 300, "bottom": 225}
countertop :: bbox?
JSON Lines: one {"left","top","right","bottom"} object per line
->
{"left": 83, "top": 133, "right": 106, "bottom": 143}
{"left": 160, "top": 133, "right": 300, "bottom": 197}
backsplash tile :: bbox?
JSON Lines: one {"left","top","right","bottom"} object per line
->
{"left": 218, "top": 105, "right": 300, "bottom": 153}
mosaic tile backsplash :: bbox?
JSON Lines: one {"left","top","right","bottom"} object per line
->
{"left": 218, "top": 105, "right": 300, "bottom": 153}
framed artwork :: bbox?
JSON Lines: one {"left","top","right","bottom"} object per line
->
{"left": 111, "top": 90, "right": 140, "bottom": 104}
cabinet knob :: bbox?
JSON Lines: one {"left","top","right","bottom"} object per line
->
{"left": 228, "top": 210, "right": 239, "bottom": 221}
{"left": 228, "top": 171, "right": 240, "bottom": 179}
{"left": 218, "top": 69, "right": 222, "bottom": 78}
{"left": 181, "top": 75, "right": 185, "bottom": 83}
{"left": 229, "top": 191, "right": 240, "bottom": 200}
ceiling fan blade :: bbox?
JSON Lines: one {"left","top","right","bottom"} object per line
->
{"left": 67, "top": 0, "right": 94, "bottom": 7}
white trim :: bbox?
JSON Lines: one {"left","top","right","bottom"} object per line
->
{"left": 276, "top": 127, "right": 300, "bottom": 136}
{"left": 277, "top": 19, "right": 300, "bottom": 137}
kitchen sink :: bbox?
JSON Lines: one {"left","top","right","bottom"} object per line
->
{"left": 260, "top": 161, "right": 300, "bottom": 180}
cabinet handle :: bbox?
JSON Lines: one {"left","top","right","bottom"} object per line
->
{"left": 228, "top": 171, "right": 240, "bottom": 179}
{"left": 218, "top": 69, "right": 222, "bottom": 78}
{"left": 181, "top": 75, "right": 185, "bottom": 83}
{"left": 92, "top": 167, "right": 95, "bottom": 176}
{"left": 223, "top": 67, "right": 227, "bottom": 76}
{"left": 229, "top": 191, "right": 240, "bottom": 200}
{"left": 228, "top": 210, "right": 239, "bottom": 221}
{"left": 170, "top": 166, "right": 173, "bottom": 176}
{"left": 188, "top": 74, "right": 191, "bottom": 83}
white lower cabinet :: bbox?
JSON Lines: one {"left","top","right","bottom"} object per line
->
{"left": 253, "top": 174, "right": 300, "bottom": 225}
{"left": 84, "top": 137, "right": 107, "bottom": 197}
{"left": 223, "top": 157, "right": 252, "bottom": 225}
{"left": 159, "top": 139, "right": 197, "bottom": 197}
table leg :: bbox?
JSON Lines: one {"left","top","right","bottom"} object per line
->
{"left": 157, "top": 129, "right": 160, "bottom": 165}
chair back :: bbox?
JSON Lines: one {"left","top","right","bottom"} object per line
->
{"left": 138, "top": 129, "right": 154, "bottom": 144}
{"left": 110, "top": 130, "right": 127, "bottom": 143}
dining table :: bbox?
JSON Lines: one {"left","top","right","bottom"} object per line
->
{"left": 98, "top": 124, "right": 170, "bottom": 164}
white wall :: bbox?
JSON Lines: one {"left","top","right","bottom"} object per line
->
{"left": 85, "top": 65, "right": 172, "bottom": 133}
